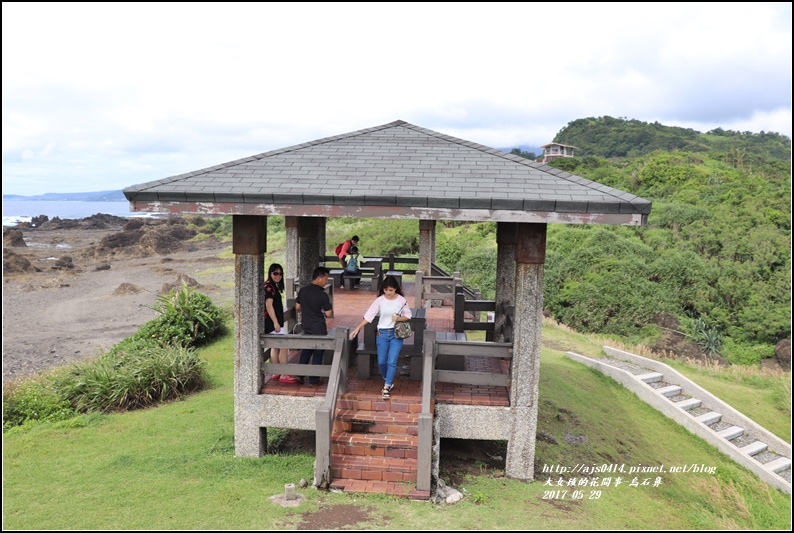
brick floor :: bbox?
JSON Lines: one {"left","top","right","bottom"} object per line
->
{"left": 261, "top": 280, "right": 511, "bottom": 407}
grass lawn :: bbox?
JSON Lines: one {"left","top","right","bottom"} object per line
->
{"left": 3, "top": 323, "right": 791, "bottom": 529}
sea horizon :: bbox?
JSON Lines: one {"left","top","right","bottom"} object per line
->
{"left": 2, "top": 199, "right": 161, "bottom": 227}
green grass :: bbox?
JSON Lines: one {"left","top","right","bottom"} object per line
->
{"left": 3, "top": 322, "right": 791, "bottom": 529}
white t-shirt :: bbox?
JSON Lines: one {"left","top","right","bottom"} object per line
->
{"left": 362, "top": 295, "right": 412, "bottom": 329}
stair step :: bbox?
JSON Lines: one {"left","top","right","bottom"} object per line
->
{"left": 337, "top": 397, "right": 425, "bottom": 414}
{"left": 716, "top": 426, "right": 744, "bottom": 440}
{"left": 332, "top": 432, "right": 418, "bottom": 458}
{"left": 740, "top": 441, "right": 768, "bottom": 456}
{"left": 763, "top": 457, "right": 792, "bottom": 473}
{"left": 695, "top": 411, "right": 722, "bottom": 425}
{"left": 331, "top": 453, "right": 417, "bottom": 480}
{"left": 329, "top": 478, "right": 430, "bottom": 500}
{"left": 334, "top": 409, "right": 419, "bottom": 435}
{"left": 636, "top": 372, "right": 664, "bottom": 383}
{"left": 657, "top": 385, "right": 682, "bottom": 397}
{"left": 675, "top": 398, "right": 702, "bottom": 410}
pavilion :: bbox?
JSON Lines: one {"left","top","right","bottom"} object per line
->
{"left": 124, "top": 120, "right": 651, "bottom": 495}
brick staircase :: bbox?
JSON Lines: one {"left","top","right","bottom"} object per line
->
{"left": 329, "top": 388, "right": 432, "bottom": 499}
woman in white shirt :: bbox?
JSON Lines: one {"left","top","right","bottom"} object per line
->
{"left": 350, "top": 275, "right": 412, "bottom": 399}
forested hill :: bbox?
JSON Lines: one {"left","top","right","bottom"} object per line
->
{"left": 553, "top": 116, "right": 791, "bottom": 161}
{"left": 508, "top": 117, "right": 791, "bottom": 367}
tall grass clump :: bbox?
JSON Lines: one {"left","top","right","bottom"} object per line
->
{"left": 3, "top": 285, "right": 225, "bottom": 430}
{"left": 52, "top": 342, "right": 207, "bottom": 412}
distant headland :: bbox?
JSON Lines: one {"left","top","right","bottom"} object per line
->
{"left": 3, "top": 190, "right": 126, "bottom": 202}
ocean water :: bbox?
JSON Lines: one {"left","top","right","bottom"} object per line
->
{"left": 2, "top": 200, "right": 160, "bottom": 227}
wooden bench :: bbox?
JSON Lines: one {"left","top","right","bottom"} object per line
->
{"left": 342, "top": 267, "right": 381, "bottom": 291}
{"left": 355, "top": 308, "right": 427, "bottom": 380}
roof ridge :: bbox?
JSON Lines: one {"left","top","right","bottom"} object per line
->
{"left": 395, "top": 122, "right": 636, "bottom": 202}
{"left": 124, "top": 121, "right": 410, "bottom": 192}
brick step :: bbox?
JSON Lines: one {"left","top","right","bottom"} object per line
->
{"left": 331, "top": 453, "right": 417, "bottom": 480}
{"left": 332, "top": 432, "right": 418, "bottom": 458}
{"left": 336, "top": 397, "right": 425, "bottom": 414}
{"left": 333, "top": 409, "right": 419, "bottom": 435}
{"left": 329, "top": 478, "right": 430, "bottom": 500}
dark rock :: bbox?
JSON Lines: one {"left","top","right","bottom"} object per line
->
{"left": 563, "top": 433, "right": 588, "bottom": 445}
{"left": 124, "top": 218, "right": 145, "bottom": 231}
{"left": 537, "top": 431, "right": 558, "bottom": 445}
{"left": 774, "top": 339, "right": 791, "bottom": 371}
{"left": 31, "top": 215, "right": 49, "bottom": 227}
{"left": 53, "top": 256, "right": 74, "bottom": 270}
{"left": 3, "top": 228, "right": 26, "bottom": 247}
{"left": 3, "top": 251, "right": 34, "bottom": 273}
{"left": 100, "top": 229, "right": 144, "bottom": 249}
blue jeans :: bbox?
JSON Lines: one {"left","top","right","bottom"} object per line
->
{"left": 300, "top": 348, "right": 324, "bottom": 384}
{"left": 376, "top": 328, "right": 404, "bottom": 387}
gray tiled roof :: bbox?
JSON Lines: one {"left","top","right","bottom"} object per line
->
{"left": 123, "top": 120, "right": 651, "bottom": 222}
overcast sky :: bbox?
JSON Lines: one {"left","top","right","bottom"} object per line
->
{"left": 2, "top": 2, "right": 791, "bottom": 196}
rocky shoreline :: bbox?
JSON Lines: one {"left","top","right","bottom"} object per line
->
{"left": 2, "top": 214, "right": 232, "bottom": 382}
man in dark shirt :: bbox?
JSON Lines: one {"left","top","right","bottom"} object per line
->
{"left": 295, "top": 267, "right": 333, "bottom": 384}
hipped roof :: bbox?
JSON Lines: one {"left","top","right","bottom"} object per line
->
{"left": 124, "top": 120, "right": 650, "bottom": 225}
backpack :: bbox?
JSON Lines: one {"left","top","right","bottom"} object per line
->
{"left": 335, "top": 241, "right": 347, "bottom": 256}
{"left": 346, "top": 254, "right": 359, "bottom": 272}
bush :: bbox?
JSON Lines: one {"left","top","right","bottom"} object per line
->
{"left": 53, "top": 342, "right": 208, "bottom": 413}
{"left": 141, "top": 282, "right": 226, "bottom": 348}
{"left": 720, "top": 339, "right": 776, "bottom": 366}
{"left": 3, "top": 378, "right": 75, "bottom": 431}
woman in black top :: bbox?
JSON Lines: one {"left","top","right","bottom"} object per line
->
{"left": 264, "top": 263, "right": 296, "bottom": 383}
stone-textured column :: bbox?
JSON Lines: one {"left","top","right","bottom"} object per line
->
{"left": 317, "top": 217, "right": 327, "bottom": 265}
{"left": 418, "top": 219, "right": 436, "bottom": 276}
{"left": 233, "top": 215, "right": 267, "bottom": 457}
{"left": 495, "top": 222, "right": 517, "bottom": 343}
{"left": 285, "top": 216, "right": 299, "bottom": 281}
{"left": 505, "top": 223, "right": 546, "bottom": 481}
{"left": 418, "top": 219, "right": 436, "bottom": 306}
{"left": 298, "top": 217, "right": 320, "bottom": 288}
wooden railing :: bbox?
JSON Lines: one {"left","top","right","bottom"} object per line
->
{"left": 453, "top": 293, "right": 514, "bottom": 343}
{"left": 414, "top": 271, "right": 462, "bottom": 308}
{"left": 416, "top": 331, "right": 513, "bottom": 490}
{"left": 314, "top": 327, "right": 350, "bottom": 488}
{"left": 259, "top": 326, "right": 350, "bottom": 489}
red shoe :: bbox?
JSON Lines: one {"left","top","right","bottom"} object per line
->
{"left": 270, "top": 375, "right": 281, "bottom": 381}
{"left": 280, "top": 375, "right": 299, "bottom": 384}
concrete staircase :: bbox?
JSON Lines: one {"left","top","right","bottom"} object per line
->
{"left": 565, "top": 347, "right": 791, "bottom": 494}
{"left": 329, "top": 390, "right": 431, "bottom": 499}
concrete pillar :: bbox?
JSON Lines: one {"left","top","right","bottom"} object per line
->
{"left": 233, "top": 215, "right": 267, "bottom": 457}
{"left": 418, "top": 219, "right": 436, "bottom": 276}
{"left": 419, "top": 219, "right": 436, "bottom": 306}
{"left": 285, "top": 216, "right": 299, "bottom": 281}
{"left": 505, "top": 223, "right": 546, "bottom": 481}
{"left": 298, "top": 217, "right": 320, "bottom": 288}
{"left": 495, "top": 222, "right": 517, "bottom": 343}
{"left": 317, "top": 217, "right": 327, "bottom": 265}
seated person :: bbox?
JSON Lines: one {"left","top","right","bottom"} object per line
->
{"left": 343, "top": 246, "right": 362, "bottom": 288}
